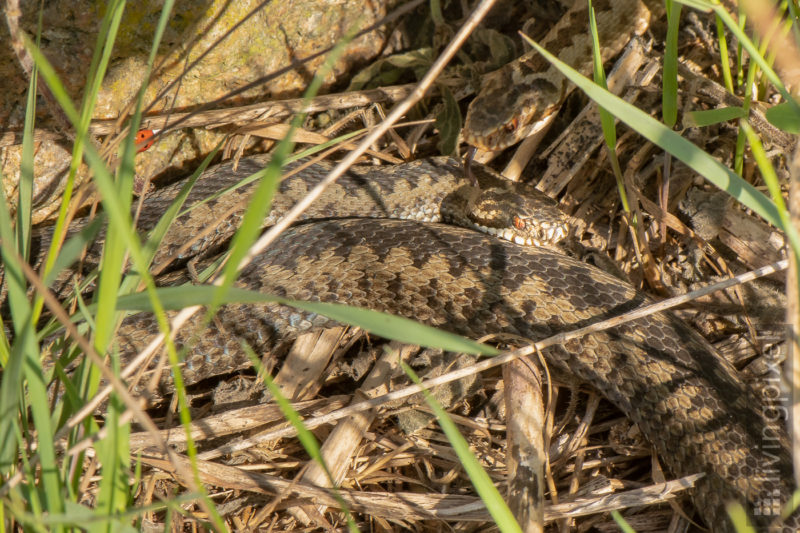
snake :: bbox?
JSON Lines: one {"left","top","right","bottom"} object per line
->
{"left": 463, "top": 0, "right": 653, "bottom": 151}
{"left": 18, "top": 0, "right": 795, "bottom": 529}
{"left": 76, "top": 152, "right": 794, "bottom": 531}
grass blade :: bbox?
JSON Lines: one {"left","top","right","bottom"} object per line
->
{"left": 110, "top": 285, "right": 498, "bottom": 356}
{"left": 250, "top": 345, "right": 359, "bottom": 533}
{"left": 403, "top": 362, "right": 521, "bottom": 532}
{"left": 662, "top": 0, "right": 682, "bottom": 128}
{"left": 588, "top": 0, "right": 628, "bottom": 212}
{"left": 685, "top": 106, "right": 747, "bottom": 127}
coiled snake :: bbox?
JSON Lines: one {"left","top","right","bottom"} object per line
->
{"left": 91, "top": 154, "right": 797, "bottom": 531}
{"left": 22, "top": 0, "right": 797, "bottom": 528}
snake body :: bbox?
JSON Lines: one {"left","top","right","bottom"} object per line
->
{"left": 106, "top": 155, "right": 799, "bottom": 531}
{"left": 464, "top": 0, "right": 652, "bottom": 150}
{"left": 151, "top": 155, "right": 569, "bottom": 261}
{"left": 24, "top": 156, "right": 566, "bottom": 282}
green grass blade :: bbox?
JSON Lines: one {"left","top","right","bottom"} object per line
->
{"left": 715, "top": 15, "right": 735, "bottom": 92}
{"left": 784, "top": 489, "right": 800, "bottom": 520}
{"left": 22, "top": 344, "right": 63, "bottom": 528}
{"left": 740, "top": 120, "right": 787, "bottom": 214}
{"left": 41, "top": 216, "right": 105, "bottom": 286}
{"left": 16, "top": 38, "right": 38, "bottom": 262}
{"left": 141, "top": 145, "right": 222, "bottom": 261}
{"left": 249, "top": 345, "right": 359, "bottom": 533}
{"left": 662, "top": 0, "right": 681, "bottom": 128}
{"left": 685, "top": 106, "right": 747, "bottom": 127}
{"left": 92, "top": 395, "right": 130, "bottom": 532}
{"left": 402, "top": 362, "right": 521, "bottom": 532}
{"left": 739, "top": 118, "right": 797, "bottom": 264}
{"left": 0, "top": 327, "right": 8, "bottom": 368}
{"left": 724, "top": 502, "right": 756, "bottom": 532}
{"left": 0, "top": 172, "right": 28, "bottom": 397}
{"left": 735, "top": 9, "right": 746, "bottom": 88}
{"left": 588, "top": 0, "right": 615, "bottom": 146}
{"left": 0, "top": 332, "right": 29, "bottom": 473}
{"left": 287, "top": 301, "right": 498, "bottom": 355}
{"left": 765, "top": 102, "right": 800, "bottom": 133}
{"left": 610, "top": 511, "right": 637, "bottom": 532}
{"left": 733, "top": 51, "right": 759, "bottom": 176}
{"left": 110, "top": 285, "right": 498, "bottom": 356}
{"left": 588, "top": 0, "right": 628, "bottom": 212}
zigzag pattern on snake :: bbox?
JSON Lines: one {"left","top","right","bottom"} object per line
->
{"left": 98, "top": 153, "right": 799, "bottom": 532}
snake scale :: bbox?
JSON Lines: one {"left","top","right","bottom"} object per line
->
{"left": 91, "top": 153, "right": 797, "bottom": 531}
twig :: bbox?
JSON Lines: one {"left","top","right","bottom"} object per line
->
{"left": 94, "top": 84, "right": 424, "bottom": 135}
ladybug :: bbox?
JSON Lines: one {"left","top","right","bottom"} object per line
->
{"left": 134, "top": 129, "right": 157, "bottom": 153}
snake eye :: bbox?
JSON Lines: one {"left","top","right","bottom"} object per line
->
{"left": 513, "top": 216, "right": 526, "bottom": 230}
{"left": 504, "top": 118, "right": 518, "bottom": 133}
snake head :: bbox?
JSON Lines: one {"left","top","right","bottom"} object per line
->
{"left": 466, "top": 186, "right": 569, "bottom": 246}
{"left": 463, "top": 59, "right": 565, "bottom": 151}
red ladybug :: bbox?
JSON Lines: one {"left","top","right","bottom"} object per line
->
{"left": 135, "top": 129, "right": 157, "bottom": 153}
